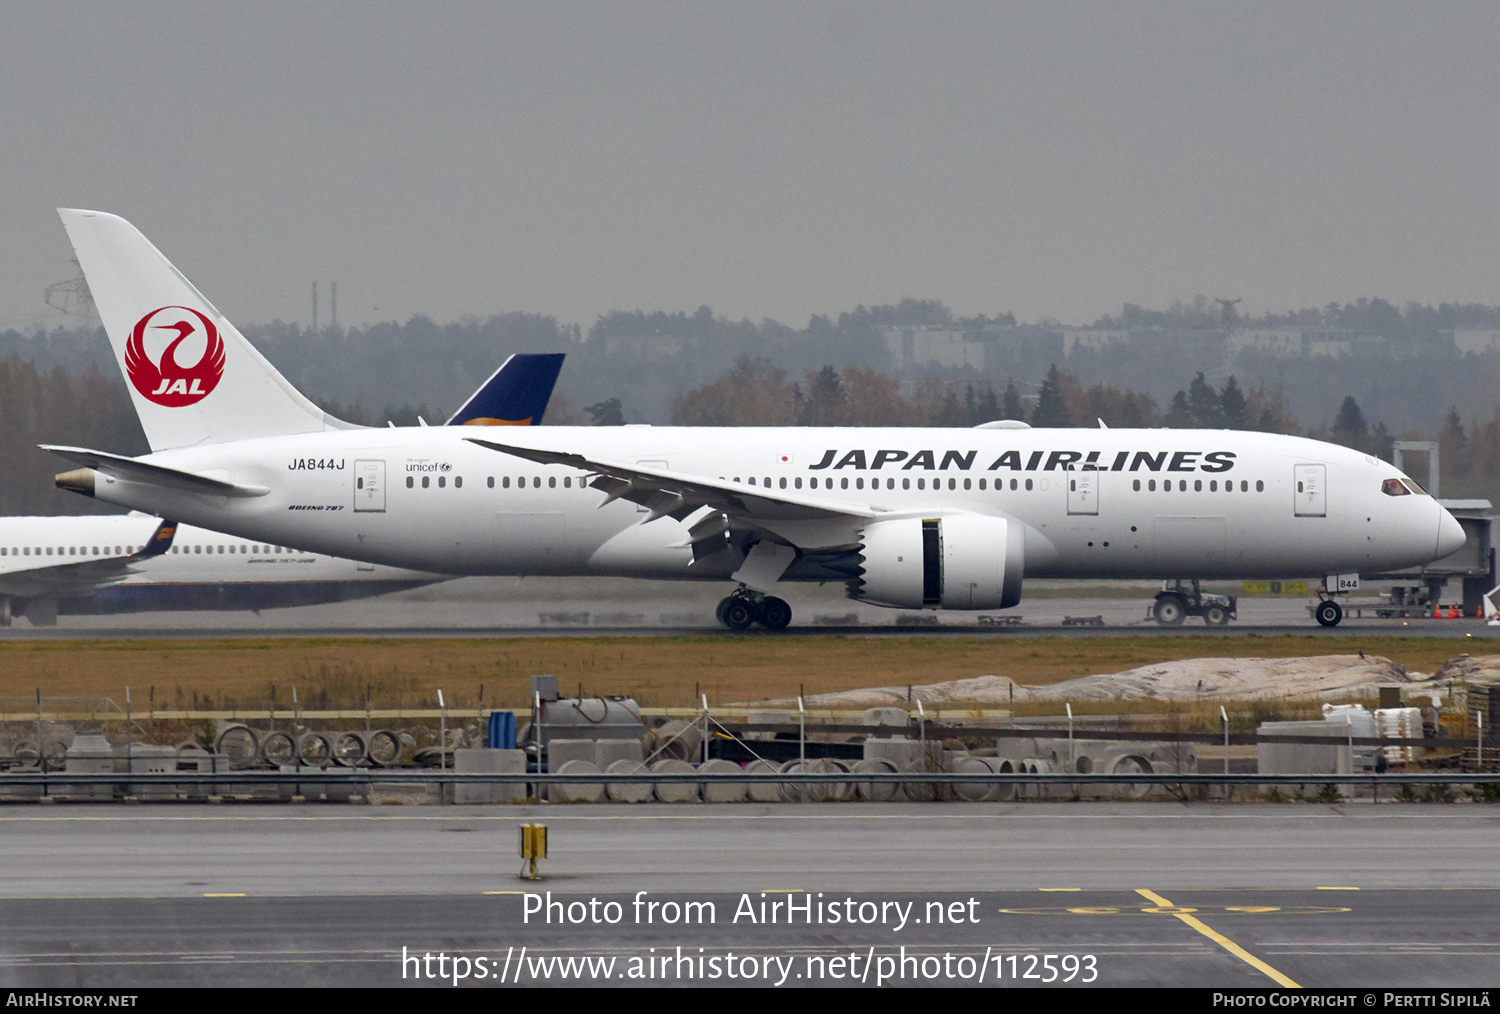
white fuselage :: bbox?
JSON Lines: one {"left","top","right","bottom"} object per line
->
{"left": 0, "top": 515, "right": 448, "bottom": 613}
{"left": 75, "top": 426, "right": 1460, "bottom": 588}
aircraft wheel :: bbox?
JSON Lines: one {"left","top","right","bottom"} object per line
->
{"left": 715, "top": 597, "right": 732, "bottom": 625}
{"left": 1315, "top": 600, "right": 1343, "bottom": 627}
{"left": 757, "top": 596, "right": 792, "bottom": 631}
{"left": 1203, "top": 605, "right": 1230, "bottom": 626}
{"left": 1152, "top": 595, "right": 1186, "bottom": 626}
{"left": 721, "top": 598, "right": 756, "bottom": 630}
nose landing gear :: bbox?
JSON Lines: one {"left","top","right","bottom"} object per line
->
{"left": 1314, "top": 598, "right": 1344, "bottom": 627}
{"left": 715, "top": 589, "right": 792, "bottom": 631}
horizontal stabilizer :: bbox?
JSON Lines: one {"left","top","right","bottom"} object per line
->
{"left": 41, "top": 445, "right": 269, "bottom": 498}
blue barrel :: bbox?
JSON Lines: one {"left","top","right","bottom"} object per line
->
{"left": 487, "top": 710, "right": 517, "bottom": 749}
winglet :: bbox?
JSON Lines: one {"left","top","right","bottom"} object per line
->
{"left": 130, "top": 520, "right": 178, "bottom": 559}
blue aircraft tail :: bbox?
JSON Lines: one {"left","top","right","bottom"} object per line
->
{"left": 445, "top": 353, "right": 565, "bottom": 426}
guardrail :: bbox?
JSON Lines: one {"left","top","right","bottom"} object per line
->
{"left": 2, "top": 770, "right": 1497, "bottom": 788}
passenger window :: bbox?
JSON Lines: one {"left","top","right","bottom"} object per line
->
{"left": 978, "top": 478, "right": 985, "bottom": 490}
{"left": 887, "top": 478, "right": 895, "bottom": 490}
{"left": 563, "top": 477, "right": 570, "bottom": 488}
{"left": 1194, "top": 480, "right": 1202, "bottom": 492}
{"left": 357, "top": 477, "right": 364, "bottom": 489}
{"left": 422, "top": 476, "right": 430, "bottom": 488}
{"left": 780, "top": 477, "right": 787, "bottom": 489}
{"left": 455, "top": 476, "right": 463, "bottom": 489}
{"left": 764, "top": 476, "right": 771, "bottom": 486}
{"left": 1133, "top": 479, "right": 1140, "bottom": 491}
{"left": 547, "top": 477, "right": 555, "bottom": 488}
{"left": 748, "top": 477, "right": 756, "bottom": 486}
{"left": 903, "top": 478, "right": 910, "bottom": 490}
{"left": 1025, "top": 479, "right": 1033, "bottom": 491}
{"left": 856, "top": 478, "right": 864, "bottom": 490}
{"left": 1149, "top": 479, "right": 1156, "bottom": 491}
{"left": 1382, "top": 478, "right": 1411, "bottom": 496}
{"left": 534, "top": 477, "right": 541, "bottom": 488}
{"left": 439, "top": 476, "right": 447, "bottom": 488}
{"left": 948, "top": 478, "right": 956, "bottom": 490}
{"left": 1241, "top": 480, "right": 1248, "bottom": 492}
{"left": 487, "top": 476, "right": 495, "bottom": 488}
{"left": 1010, "top": 478, "right": 1018, "bottom": 491}
{"left": 795, "top": 477, "right": 802, "bottom": 489}
{"left": 917, "top": 478, "right": 926, "bottom": 490}
{"left": 964, "top": 478, "right": 971, "bottom": 490}
{"left": 841, "top": 477, "right": 849, "bottom": 490}
{"left": 1210, "top": 480, "right": 1217, "bottom": 492}
{"left": 1256, "top": 480, "right": 1264, "bottom": 492}
{"left": 503, "top": 477, "right": 510, "bottom": 488}
{"left": 406, "top": 476, "right": 413, "bottom": 488}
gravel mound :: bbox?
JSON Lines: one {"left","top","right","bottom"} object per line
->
{"left": 797, "top": 655, "right": 1422, "bottom": 706}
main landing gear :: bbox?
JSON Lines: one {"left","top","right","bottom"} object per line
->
{"left": 716, "top": 589, "right": 792, "bottom": 631}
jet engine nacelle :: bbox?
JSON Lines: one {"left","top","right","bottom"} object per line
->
{"left": 851, "top": 514, "right": 1023, "bottom": 610}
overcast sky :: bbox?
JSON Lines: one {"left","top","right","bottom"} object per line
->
{"left": 4, "top": 2, "right": 1500, "bottom": 333}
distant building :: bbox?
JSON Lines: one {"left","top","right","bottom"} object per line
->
{"left": 1452, "top": 329, "right": 1500, "bottom": 355}
{"left": 880, "top": 325, "right": 986, "bottom": 371}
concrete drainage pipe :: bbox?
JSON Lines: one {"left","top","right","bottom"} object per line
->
{"left": 604, "top": 760, "right": 652, "bottom": 803}
{"left": 261, "top": 731, "right": 295, "bottom": 767}
{"left": 296, "top": 733, "right": 332, "bottom": 767}
{"left": 552, "top": 760, "right": 605, "bottom": 803}
{"left": 850, "top": 758, "right": 899, "bottom": 801}
{"left": 650, "top": 759, "right": 698, "bottom": 802}
{"left": 954, "top": 756, "right": 1000, "bottom": 802}
{"left": 365, "top": 730, "right": 401, "bottom": 766}
{"left": 332, "top": 732, "right": 367, "bottom": 767}
{"left": 744, "top": 759, "right": 780, "bottom": 802}
{"left": 699, "top": 758, "right": 748, "bottom": 803}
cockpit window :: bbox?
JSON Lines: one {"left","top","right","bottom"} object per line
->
{"left": 1382, "top": 478, "right": 1412, "bottom": 496}
{"left": 1401, "top": 478, "right": 1426, "bottom": 495}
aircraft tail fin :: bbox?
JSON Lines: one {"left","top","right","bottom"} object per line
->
{"left": 445, "top": 353, "right": 565, "bottom": 426}
{"left": 57, "top": 209, "right": 345, "bottom": 452}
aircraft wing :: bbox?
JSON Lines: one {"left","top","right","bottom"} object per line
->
{"left": 0, "top": 519, "right": 177, "bottom": 598}
{"left": 464, "top": 437, "right": 878, "bottom": 524}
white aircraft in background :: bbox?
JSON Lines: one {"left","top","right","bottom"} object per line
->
{"left": 1, "top": 351, "right": 565, "bottom": 626}
{"left": 43, "top": 209, "right": 1465, "bottom": 630}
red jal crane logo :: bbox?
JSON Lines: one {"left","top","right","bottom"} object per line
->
{"left": 125, "top": 306, "right": 225, "bottom": 407}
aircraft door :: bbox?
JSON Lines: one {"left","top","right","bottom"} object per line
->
{"left": 1067, "top": 470, "right": 1098, "bottom": 515}
{"left": 1293, "top": 464, "right": 1325, "bottom": 517}
{"left": 354, "top": 459, "right": 386, "bottom": 512}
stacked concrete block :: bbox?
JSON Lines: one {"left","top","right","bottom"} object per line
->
{"left": 1257, "top": 721, "right": 1351, "bottom": 777}
{"left": 64, "top": 734, "right": 116, "bottom": 801}
{"left": 453, "top": 748, "right": 527, "bottom": 804}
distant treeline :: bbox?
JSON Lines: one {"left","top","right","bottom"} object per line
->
{"left": 9, "top": 286, "right": 1500, "bottom": 512}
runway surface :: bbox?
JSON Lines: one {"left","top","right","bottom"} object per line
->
{"left": 0, "top": 803, "right": 1494, "bottom": 987}
{"left": 5, "top": 576, "right": 1490, "bottom": 639}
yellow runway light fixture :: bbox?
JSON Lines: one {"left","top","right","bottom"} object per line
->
{"left": 519, "top": 823, "right": 547, "bottom": 881}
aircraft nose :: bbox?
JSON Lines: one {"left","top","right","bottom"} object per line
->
{"left": 1436, "top": 507, "right": 1465, "bottom": 559}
